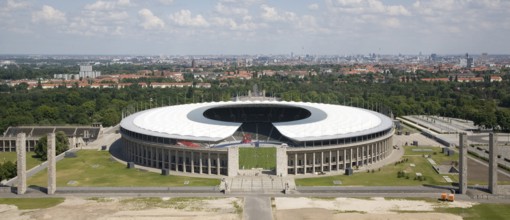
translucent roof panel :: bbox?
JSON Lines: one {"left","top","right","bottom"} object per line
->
{"left": 120, "top": 101, "right": 393, "bottom": 142}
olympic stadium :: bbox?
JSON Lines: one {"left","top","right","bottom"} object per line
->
{"left": 120, "top": 100, "right": 394, "bottom": 177}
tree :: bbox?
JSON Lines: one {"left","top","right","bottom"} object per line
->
{"left": 34, "top": 131, "right": 69, "bottom": 161}
{"left": 0, "top": 161, "right": 17, "bottom": 181}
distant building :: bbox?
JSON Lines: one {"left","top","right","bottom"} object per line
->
{"left": 53, "top": 74, "right": 79, "bottom": 80}
{"left": 79, "top": 65, "right": 101, "bottom": 79}
{"left": 459, "top": 53, "right": 474, "bottom": 68}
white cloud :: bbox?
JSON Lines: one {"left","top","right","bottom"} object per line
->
{"left": 215, "top": 3, "right": 249, "bottom": 15}
{"left": 32, "top": 5, "right": 67, "bottom": 24}
{"left": 138, "top": 8, "right": 165, "bottom": 30}
{"left": 211, "top": 15, "right": 261, "bottom": 31}
{"left": 85, "top": 0, "right": 132, "bottom": 11}
{"left": 260, "top": 4, "right": 296, "bottom": 22}
{"left": 327, "top": 0, "right": 410, "bottom": 16}
{"left": 382, "top": 17, "right": 400, "bottom": 28}
{"left": 170, "top": 10, "right": 209, "bottom": 27}
{"left": 308, "top": 3, "right": 319, "bottom": 10}
{"left": 4, "top": 0, "right": 29, "bottom": 11}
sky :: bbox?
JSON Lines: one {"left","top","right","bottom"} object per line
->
{"left": 0, "top": 0, "right": 509, "bottom": 55}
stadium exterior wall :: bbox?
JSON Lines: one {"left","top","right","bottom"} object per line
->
{"left": 121, "top": 129, "right": 394, "bottom": 177}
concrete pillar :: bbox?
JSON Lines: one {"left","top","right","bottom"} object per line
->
{"left": 155, "top": 147, "right": 159, "bottom": 168}
{"left": 312, "top": 152, "right": 316, "bottom": 173}
{"left": 216, "top": 153, "right": 220, "bottom": 175}
{"left": 227, "top": 147, "right": 239, "bottom": 177}
{"left": 294, "top": 153, "right": 298, "bottom": 175}
{"left": 167, "top": 149, "right": 172, "bottom": 170}
{"left": 207, "top": 152, "right": 211, "bottom": 175}
{"left": 303, "top": 153, "right": 307, "bottom": 174}
{"left": 182, "top": 151, "right": 187, "bottom": 173}
{"left": 191, "top": 151, "right": 195, "bottom": 173}
{"left": 199, "top": 152, "right": 203, "bottom": 174}
{"left": 16, "top": 133, "right": 27, "bottom": 195}
{"left": 320, "top": 151, "right": 324, "bottom": 172}
{"left": 343, "top": 149, "right": 346, "bottom": 169}
{"left": 459, "top": 133, "right": 468, "bottom": 194}
{"left": 489, "top": 133, "right": 498, "bottom": 194}
{"left": 329, "top": 151, "right": 332, "bottom": 171}
{"left": 276, "top": 147, "right": 287, "bottom": 177}
{"left": 47, "top": 133, "right": 56, "bottom": 195}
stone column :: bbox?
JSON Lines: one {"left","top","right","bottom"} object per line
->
{"left": 329, "top": 151, "right": 332, "bottom": 171}
{"left": 227, "top": 147, "right": 239, "bottom": 177}
{"left": 216, "top": 153, "right": 221, "bottom": 175}
{"left": 489, "top": 133, "right": 498, "bottom": 194}
{"left": 47, "top": 133, "right": 56, "bottom": 195}
{"left": 343, "top": 149, "right": 346, "bottom": 169}
{"left": 320, "top": 151, "right": 324, "bottom": 172}
{"left": 459, "top": 133, "right": 468, "bottom": 194}
{"left": 303, "top": 153, "right": 307, "bottom": 174}
{"left": 191, "top": 151, "right": 195, "bottom": 173}
{"left": 276, "top": 147, "right": 287, "bottom": 177}
{"left": 16, "top": 133, "right": 27, "bottom": 195}
{"left": 312, "top": 152, "right": 316, "bottom": 173}
{"left": 181, "top": 151, "right": 186, "bottom": 172}
{"left": 207, "top": 152, "right": 211, "bottom": 175}
{"left": 199, "top": 152, "right": 203, "bottom": 174}
{"left": 294, "top": 153, "right": 298, "bottom": 175}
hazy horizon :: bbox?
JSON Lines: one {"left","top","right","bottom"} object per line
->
{"left": 1, "top": 0, "right": 509, "bottom": 55}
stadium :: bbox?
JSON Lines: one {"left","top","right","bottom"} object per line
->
{"left": 120, "top": 100, "right": 394, "bottom": 176}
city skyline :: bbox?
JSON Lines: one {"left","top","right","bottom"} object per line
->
{"left": 1, "top": 0, "right": 509, "bottom": 55}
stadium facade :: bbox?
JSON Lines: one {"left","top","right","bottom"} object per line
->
{"left": 120, "top": 101, "right": 394, "bottom": 176}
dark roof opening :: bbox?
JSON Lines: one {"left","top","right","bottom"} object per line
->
{"left": 203, "top": 104, "right": 311, "bottom": 123}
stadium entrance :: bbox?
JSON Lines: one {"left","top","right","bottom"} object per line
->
{"left": 238, "top": 147, "right": 277, "bottom": 174}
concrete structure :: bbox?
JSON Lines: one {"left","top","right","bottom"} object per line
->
{"left": 79, "top": 65, "right": 101, "bottom": 79}
{"left": 227, "top": 147, "right": 239, "bottom": 177}
{"left": 489, "top": 133, "right": 498, "bottom": 194}
{"left": 47, "top": 133, "right": 56, "bottom": 195}
{"left": 459, "top": 133, "right": 468, "bottom": 194}
{"left": 120, "top": 101, "right": 394, "bottom": 177}
{"left": 276, "top": 147, "right": 288, "bottom": 177}
{"left": 1, "top": 126, "right": 100, "bottom": 152}
{"left": 16, "top": 133, "right": 27, "bottom": 195}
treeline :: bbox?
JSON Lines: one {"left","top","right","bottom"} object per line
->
{"left": 1, "top": 74, "right": 510, "bottom": 133}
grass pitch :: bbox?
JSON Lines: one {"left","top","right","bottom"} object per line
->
{"left": 239, "top": 147, "right": 276, "bottom": 170}
{"left": 27, "top": 150, "right": 219, "bottom": 187}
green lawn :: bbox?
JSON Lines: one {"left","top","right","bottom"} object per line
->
{"left": 0, "top": 151, "right": 42, "bottom": 169}
{"left": 437, "top": 203, "right": 510, "bottom": 220}
{"left": 0, "top": 198, "right": 64, "bottom": 210}
{"left": 239, "top": 147, "right": 276, "bottom": 170}
{"left": 27, "top": 150, "right": 220, "bottom": 187}
{"left": 296, "top": 146, "right": 459, "bottom": 186}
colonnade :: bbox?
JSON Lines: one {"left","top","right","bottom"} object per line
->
{"left": 123, "top": 136, "right": 229, "bottom": 175}
{"left": 286, "top": 135, "right": 392, "bottom": 175}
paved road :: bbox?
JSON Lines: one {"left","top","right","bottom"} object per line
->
{"left": 244, "top": 196, "right": 272, "bottom": 220}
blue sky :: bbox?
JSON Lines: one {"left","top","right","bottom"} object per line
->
{"left": 0, "top": 0, "right": 508, "bottom": 55}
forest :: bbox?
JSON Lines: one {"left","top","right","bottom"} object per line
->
{"left": 1, "top": 73, "right": 510, "bottom": 133}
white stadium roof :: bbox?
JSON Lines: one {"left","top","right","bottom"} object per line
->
{"left": 120, "top": 101, "right": 393, "bottom": 142}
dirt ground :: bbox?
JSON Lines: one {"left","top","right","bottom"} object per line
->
{"left": 274, "top": 197, "right": 475, "bottom": 220}
{"left": 0, "top": 197, "right": 242, "bottom": 220}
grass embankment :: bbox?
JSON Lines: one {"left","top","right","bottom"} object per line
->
{"left": 0, "top": 152, "right": 42, "bottom": 169}
{"left": 27, "top": 150, "right": 220, "bottom": 187}
{"left": 0, "top": 198, "right": 64, "bottom": 210}
{"left": 296, "top": 146, "right": 460, "bottom": 186}
{"left": 239, "top": 147, "right": 276, "bottom": 170}
{"left": 438, "top": 203, "right": 510, "bottom": 220}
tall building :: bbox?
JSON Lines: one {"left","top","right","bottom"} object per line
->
{"left": 79, "top": 65, "right": 101, "bottom": 79}
{"left": 460, "top": 53, "right": 474, "bottom": 68}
